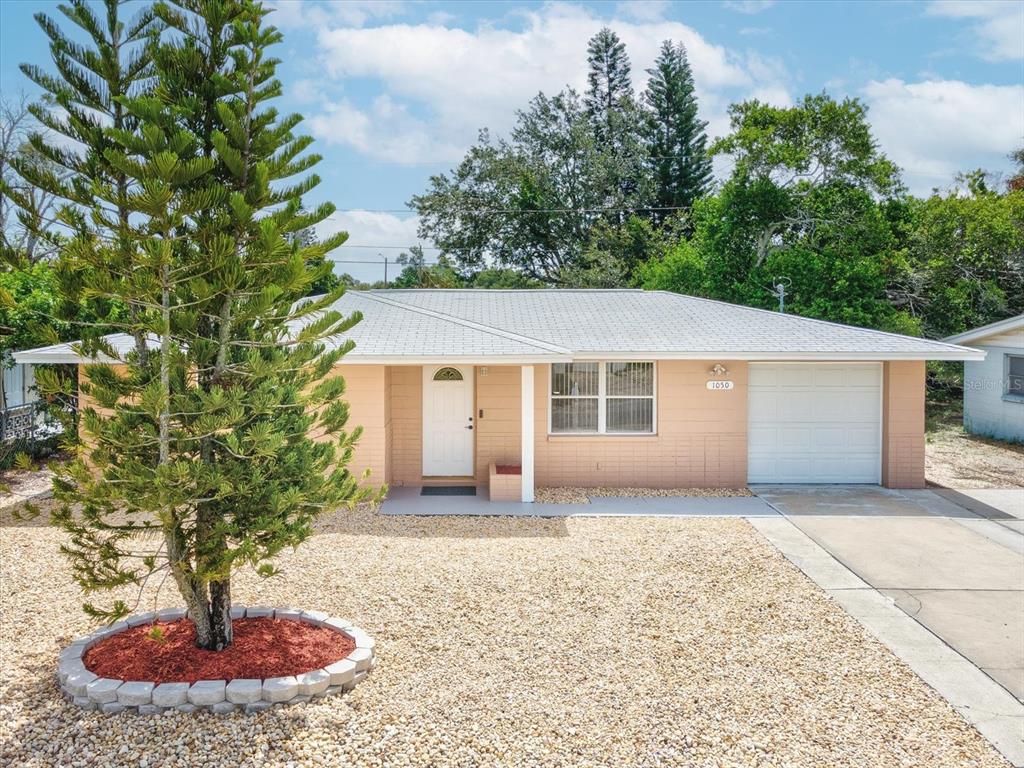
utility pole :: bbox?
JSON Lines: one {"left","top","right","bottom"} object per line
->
{"left": 382, "top": 254, "right": 388, "bottom": 287}
{"left": 770, "top": 277, "right": 791, "bottom": 313}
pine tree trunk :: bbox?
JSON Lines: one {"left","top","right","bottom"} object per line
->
{"left": 205, "top": 579, "right": 233, "bottom": 650}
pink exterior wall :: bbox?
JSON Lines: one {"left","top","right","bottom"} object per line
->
{"left": 533, "top": 361, "right": 748, "bottom": 488}
{"left": 881, "top": 360, "right": 927, "bottom": 489}
{"left": 77, "top": 359, "right": 929, "bottom": 491}
{"left": 474, "top": 366, "right": 522, "bottom": 484}
{"left": 317, "top": 365, "right": 388, "bottom": 486}
{"left": 387, "top": 366, "right": 423, "bottom": 485}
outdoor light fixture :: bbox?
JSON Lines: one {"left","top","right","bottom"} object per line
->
{"left": 710, "top": 364, "right": 728, "bottom": 376}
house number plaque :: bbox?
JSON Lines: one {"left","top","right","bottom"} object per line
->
{"left": 706, "top": 380, "right": 734, "bottom": 391}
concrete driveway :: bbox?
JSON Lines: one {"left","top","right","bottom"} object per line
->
{"left": 754, "top": 486, "right": 1024, "bottom": 703}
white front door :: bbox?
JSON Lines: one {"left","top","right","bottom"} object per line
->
{"left": 747, "top": 363, "right": 882, "bottom": 484}
{"left": 422, "top": 365, "right": 475, "bottom": 476}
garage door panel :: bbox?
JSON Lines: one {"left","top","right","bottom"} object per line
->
{"left": 748, "top": 366, "right": 777, "bottom": 386}
{"left": 747, "top": 426, "right": 779, "bottom": 451}
{"left": 777, "top": 427, "right": 813, "bottom": 451}
{"left": 847, "top": 426, "right": 880, "bottom": 450}
{"left": 777, "top": 365, "right": 812, "bottom": 386}
{"left": 748, "top": 363, "right": 881, "bottom": 484}
{"left": 811, "top": 456, "right": 878, "bottom": 483}
{"left": 748, "top": 392, "right": 781, "bottom": 419}
{"left": 812, "top": 366, "right": 851, "bottom": 386}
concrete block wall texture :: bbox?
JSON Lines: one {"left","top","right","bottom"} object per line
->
{"left": 314, "top": 365, "right": 387, "bottom": 487}
{"left": 488, "top": 463, "right": 522, "bottom": 502}
{"left": 387, "top": 366, "right": 423, "bottom": 485}
{"left": 475, "top": 366, "right": 522, "bottom": 484}
{"left": 78, "top": 359, "right": 930, "bottom": 491}
{"left": 881, "top": 360, "right": 927, "bottom": 489}
{"left": 963, "top": 344, "right": 1024, "bottom": 443}
{"left": 532, "top": 361, "right": 749, "bottom": 488}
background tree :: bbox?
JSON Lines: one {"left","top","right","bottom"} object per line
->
{"left": 642, "top": 93, "right": 913, "bottom": 332}
{"left": 390, "top": 246, "right": 465, "bottom": 288}
{"left": 413, "top": 90, "right": 648, "bottom": 283}
{"left": 0, "top": 94, "right": 65, "bottom": 264}
{"left": 892, "top": 178, "right": 1024, "bottom": 338}
{"left": 584, "top": 28, "right": 633, "bottom": 147}
{"left": 22, "top": 0, "right": 373, "bottom": 651}
{"left": 413, "top": 30, "right": 665, "bottom": 285}
{"left": 8, "top": 0, "right": 159, "bottom": 367}
{"left": 643, "top": 41, "right": 712, "bottom": 222}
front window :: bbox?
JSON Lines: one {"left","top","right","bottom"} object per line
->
{"left": 1007, "top": 355, "right": 1024, "bottom": 398}
{"left": 550, "top": 362, "right": 655, "bottom": 434}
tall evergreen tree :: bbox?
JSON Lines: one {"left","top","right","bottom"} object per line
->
{"left": 643, "top": 41, "right": 712, "bottom": 220}
{"left": 21, "top": 0, "right": 372, "bottom": 650}
{"left": 584, "top": 27, "right": 633, "bottom": 148}
{"left": 8, "top": 0, "right": 158, "bottom": 354}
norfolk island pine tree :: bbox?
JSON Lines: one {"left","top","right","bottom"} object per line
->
{"left": 10, "top": 0, "right": 379, "bottom": 651}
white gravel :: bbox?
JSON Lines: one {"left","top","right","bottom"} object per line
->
{"left": 535, "top": 486, "right": 754, "bottom": 504}
{"left": 0, "top": 502, "right": 1008, "bottom": 767}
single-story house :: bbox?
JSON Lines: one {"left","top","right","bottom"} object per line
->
{"left": 944, "top": 315, "right": 1024, "bottom": 443}
{"left": 15, "top": 290, "right": 983, "bottom": 500}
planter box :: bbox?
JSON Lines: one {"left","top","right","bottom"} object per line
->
{"left": 489, "top": 462, "right": 521, "bottom": 502}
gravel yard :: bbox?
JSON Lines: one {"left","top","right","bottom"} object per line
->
{"left": 926, "top": 422, "right": 1024, "bottom": 489}
{"left": 0, "top": 503, "right": 1008, "bottom": 767}
{"left": 535, "top": 486, "right": 754, "bottom": 504}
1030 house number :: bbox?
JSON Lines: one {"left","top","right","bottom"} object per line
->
{"left": 706, "top": 380, "right": 734, "bottom": 391}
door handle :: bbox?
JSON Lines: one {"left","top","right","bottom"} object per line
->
{"left": 466, "top": 425, "right": 473, "bottom": 430}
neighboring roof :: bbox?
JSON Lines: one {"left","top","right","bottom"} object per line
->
{"left": 12, "top": 333, "right": 142, "bottom": 365}
{"left": 943, "top": 314, "right": 1024, "bottom": 347}
{"left": 14, "top": 289, "right": 984, "bottom": 364}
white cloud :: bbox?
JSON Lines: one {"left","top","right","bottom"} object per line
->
{"left": 317, "top": 210, "right": 426, "bottom": 283}
{"left": 862, "top": 78, "right": 1024, "bottom": 194}
{"left": 723, "top": 1, "right": 776, "bottom": 15}
{"left": 307, "top": 3, "right": 791, "bottom": 163}
{"left": 615, "top": 1, "right": 670, "bottom": 22}
{"left": 266, "top": 0, "right": 406, "bottom": 29}
{"left": 927, "top": 1, "right": 1023, "bottom": 62}
{"left": 307, "top": 95, "right": 465, "bottom": 164}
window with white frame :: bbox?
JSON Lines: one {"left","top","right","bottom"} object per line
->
{"left": 550, "top": 362, "right": 655, "bottom": 434}
{"left": 1007, "top": 355, "right": 1024, "bottom": 398}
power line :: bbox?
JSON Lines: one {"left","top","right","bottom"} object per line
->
{"left": 332, "top": 259, "right": 441, "bottom": 265}
{"left": 337, "top": 244, "right": 443, "bottom": 250}
{"left": 332, "top": 204, "right": 693, "bottom": 215}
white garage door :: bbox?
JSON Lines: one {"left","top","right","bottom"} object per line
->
{"left": 748, "top": 363, "right": 881, "bottom": 484}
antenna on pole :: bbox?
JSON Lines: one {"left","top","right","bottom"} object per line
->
{"left": 769, "top": 276, "right": 792, "bottom": 313}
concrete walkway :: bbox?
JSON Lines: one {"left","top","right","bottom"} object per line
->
{"left": 752, "top": 485, "right": 1024, "bottom": 767}
{"left": 380, "top": 486, "right": 777, "bottom": 517}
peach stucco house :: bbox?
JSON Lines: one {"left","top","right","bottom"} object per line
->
{"left": 15, "top": 289, "right": 984, "bottom": 501}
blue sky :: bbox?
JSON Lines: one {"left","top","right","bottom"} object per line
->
{"left": 2, "top": 0, "right": 1022, "bottom": 282}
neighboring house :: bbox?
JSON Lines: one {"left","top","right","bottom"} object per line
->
{"left": 15, "top": 290, "right": 982, "bottom": 499}
{"left": 1, "top": 356, "right": 36, "bottom": 409}
{"left": 944, "top": 315, "right": 1024, "bottom": 443}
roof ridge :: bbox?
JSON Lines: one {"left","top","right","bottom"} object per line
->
{"left": 654, "top": 291, "right": 978, "bottom": 354}
{"left": 355, "top": 292, "right": 572, "bottom": 355}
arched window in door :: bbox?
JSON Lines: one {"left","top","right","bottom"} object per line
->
{"left": 433, "top": 367, "right": 463, "bottom": 382}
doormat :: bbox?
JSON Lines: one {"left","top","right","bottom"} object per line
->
{"left": 421, "top": 486, "right": 477, "bottom": 496}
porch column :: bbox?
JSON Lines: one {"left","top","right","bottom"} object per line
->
{"left": 521, "top": 364, "right": 535, "bottom": 502}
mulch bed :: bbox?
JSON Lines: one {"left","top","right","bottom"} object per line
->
{"left": 82, "top": 617, "right": 355, "bottom": 684}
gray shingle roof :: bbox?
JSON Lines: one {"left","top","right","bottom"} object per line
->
{"left": 327, "top": 289, "right": 980, "bottom": 360}
{"left": 14, "top": 289, "right": 982, "bottom": 364}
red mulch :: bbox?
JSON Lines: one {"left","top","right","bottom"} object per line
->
{"left": 82, "top": 617, "right": 355, "bottom": 684}
{"left": 495, "top": 465, "right": 521, "bottom": 475}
